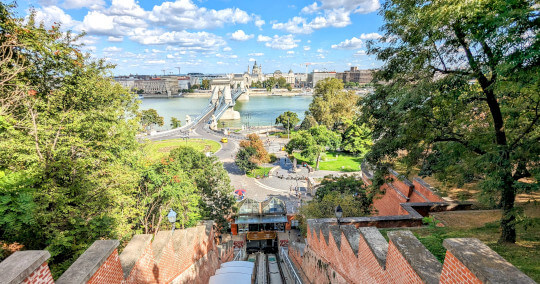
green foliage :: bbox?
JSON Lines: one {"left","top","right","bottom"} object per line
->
{"left": 235, "top": 147, "right": 258, "bottom": 173}
{"left": 141, "top": 108, "right": 164, "bottom": 130}
{"left": 309, "top": 78, "right": 358, "bottom": 129}
{"left": 170, "top": 117, "right": 181, "bottom": 128}
{"left": 201, "top": 79, "right": 210, "bottom": 90}
{"left": 275, "top": 111, "right": 300, "bottom": 131}
{"left": 286, "top": 126, "right": 341, "bottom": 170}
{"left": 362, "top": 0, "right": 539, "bottom": 243}
{"left": 299, "top": 115, "right": 318, "bottom": 130}
{"left": 315, "top": 175, "right": 371, "bottom": 207}
{"left": 298, "top": 191, "right": 373, "bottom": 236}
{"left": 341, "top": 124, "right": 372, "bottom": 156}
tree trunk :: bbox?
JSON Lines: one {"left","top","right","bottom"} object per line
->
{"left": 316, "top": 153, "right": 321, "bottom": 170}
{"left": 499, "top": 166, "right": 516, "bottom": 243}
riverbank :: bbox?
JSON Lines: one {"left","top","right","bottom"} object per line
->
{"left": 181, "top": 88, "right": 312, "bottom": 97}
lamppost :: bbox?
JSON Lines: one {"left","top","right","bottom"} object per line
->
{"left": 335, "top": 205, "right": 343, "bottom": 227}
{"left": 167, "top": 209, "right": 177, "bottom": 232}
{"left": 287, "top": 116, "right": 290, "bottom": 139}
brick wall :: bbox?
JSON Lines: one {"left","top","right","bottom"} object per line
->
{"left": 87, "top": 249, "right": 123, "bottom": 284}
{"left": 439, "top": 251, "right": 481, "bottom": 284}
{"left": 21, "top": 262, "right": 54, "bottom": 284}
{"left": 0, "top": 221, "right": 234, "bottom": 284}
{"left": 288, "top": 222, "right": 535, "bottom": 284}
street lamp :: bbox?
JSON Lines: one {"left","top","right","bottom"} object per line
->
{"left": 335, "top": 205, "right": 343, "bottom": 227}
{"left": 167, "top": 209, "right": 177, "bottom": 232}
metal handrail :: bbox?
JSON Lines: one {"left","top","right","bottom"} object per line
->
{"left": 280, "top": 247, "right": 303, "bottom": 284}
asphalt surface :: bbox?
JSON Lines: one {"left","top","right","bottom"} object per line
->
{"left": 145, "top": 109, "right": 304, "bottom": 213}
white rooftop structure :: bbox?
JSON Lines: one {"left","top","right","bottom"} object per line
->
{"left": 209, "top": 261, "right": 254, "bottom": 284}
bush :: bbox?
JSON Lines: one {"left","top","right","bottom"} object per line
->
{"left": 269, "top": 153, "right": 277, "bottom": 163}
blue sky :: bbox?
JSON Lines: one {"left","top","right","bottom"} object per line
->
{"left": 15, "top": 0, "right": 384, "bottom": 75}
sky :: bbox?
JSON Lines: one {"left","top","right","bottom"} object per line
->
{"left": 14, "top": 0, "right": 385, "bottom": 75}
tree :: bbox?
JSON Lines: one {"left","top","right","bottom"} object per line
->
{"left": 308, "top": 78, "right": 359, "bottom": 129}
{"left": 299, "top": 115, "right": 318, "bottom": 130}
{"left": 275, "top": 111, "right": 300, "bottom": 133}
{"left": 235, "top": 147, "right": 258, "bottom": 174}
{"left": 239, "top": 134, "right": 270, "bottom": 164}
{"left": 315, "top": 175, "right": 371, "bottom": 205}
{"left": 341, "top": 124, "right": 372, "bottom": 156}
{"left": 170, "top": 117, "right": 181, "bottom": 128}
{"left": 140, "top": 109, "right": 164, "bottom": 130}
{"left": 138, "top": 157, "right": 200, "bottom": 233}
{"left": 286, "top": 126, "right": 341, "bottom": 170}
{"left": 362, "top": 0, "right": 539, "bottom": 243}
{"left": 139, "top": 147, "right": 235, "bottom": 232}
{"left": 201, "top": 79, "right": 210, "bottom": 90}
{"left": 0, "top": 5, "right": 141, "bottom": 274}
{"left": 264, "top": 77, "right": 276, "bottom": 92}
{"left": 298, "top": 191, "right": 372, "bottom": 236}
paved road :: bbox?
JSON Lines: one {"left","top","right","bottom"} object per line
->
{"left": 145, "top": 111, "right": 304, "bottom": 212}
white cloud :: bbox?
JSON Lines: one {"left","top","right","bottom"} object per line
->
{"left": 151, "top": 49, "right": 163, "bottom": 53}
{"left": 359, "top": 32, "right": 382, "bottom": 40}
{"left": 167, "top": 54, "right": 175, "bottom": 59}
{"left": 249, "top": 58, "right": 256, "bottom": 62}
{"left": 287, "top": 51, "right": 295, "bottom": 54}
{"left": 303, "top": 46, "right": 311, "bottom": 51}
{"left": 223, "top": 47, "right": 232, "bottom": 51}
{"left": 248, "top": 53, "right": 264, "bottom": 56}
{"left": 272, "top": 17, "right": 312, "bottom": 34}
{"left": 254, "top": 15, "right": 265, "bottom": 29}
{"left": 129, "top": 28, "right": 226, "bottom": 50}
{"left": 331, "top": 37, "right": 363, "bottom": 49}
{"left": 108, "top": 36, "right": 124, "bottom": 42}
{"left": 79, "top": 11, "right": 116, "bottom": 35}
{"left": 62, "top": 0, "right": 104, "bottom": 10}
{"left": 149, "top": 0, "right": 251, "bottom": 30}
{"left": 231, "top": 30, "right": 254, "bottom": 41}
{"left": 108, "top": 0, "right": 147, "bottom": 17}
{"left": 317, "top": 48, "right": 325, "bottom": 53}
{"left": 264, "top": 34, "right": 300, "bottom": 50}
{"left": 32, "top": 6, "right": 79, "bottom": 29}
{"left": 272, "top": 8, "right": 351, "bottom": 34}
{"left": 147, "top": 60, "right": 166, "bottom": 64}
{"left": 301, "top": 0, "right": 380, "bottom": 14}
{"left": 103, "top": 46, "right": 122, "bottom": 52}
{"left": 354, "top": 50, "right": 367, "bottom": 56}
{"left": 257, "top": 35, "right": 272, "bottom": 42}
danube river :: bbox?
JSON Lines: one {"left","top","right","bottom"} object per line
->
{"left": 139, "top": 96, "right": 312, "bottom": 130}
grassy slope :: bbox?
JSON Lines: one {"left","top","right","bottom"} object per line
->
{"left": 246, "top": 167, "right": 273, "bottom": 178}
{"left": 143, "top": 138, "right": 221, "bottom": 162}
{"left": 293, "top": 150, "right": 362, "bottom": 172}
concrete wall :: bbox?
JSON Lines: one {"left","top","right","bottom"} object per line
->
{"left": 0, "top": 221, "right": 234, "bottom": 284}
{"left": 289, "top": 222, "right": 535, "bottom": 284}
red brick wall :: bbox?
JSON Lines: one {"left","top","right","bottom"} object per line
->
{"left": 294, "top": 225, "right": 433, "bottom": 284}
{"left": 21, "top": 262, "right": 54, "bottom": 284}
{"left": 413, "top": 179, "right": 445, "bottom": 202}
{"left": 439, "top": 251, "right": 482, "bottom": 284}
{"left": 87, "top": 249, "right": 123, "bottom": 284}
{"left": 385, "top": 241, "right": 424, "bottom": 283}
{"left": 373, "top": 183, "right": 408, "bottom": 216}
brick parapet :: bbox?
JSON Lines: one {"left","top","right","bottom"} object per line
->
{"left": 0, "top": 250, "right": 52, "bottom": 284}
{"left": 0, "top": 221, "right": 229, "bottom": 284}
{"left": 291, "top": 222, "right": 536, "bottom": 284}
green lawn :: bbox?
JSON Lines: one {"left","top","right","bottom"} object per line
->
{"left": 379, "top": 218, "right": 540, "bottom": 282}
{"left": 143, "top": 138, "right": 221, "bottom": 161}
{"left": 247, "top": 167, "right": 273, "bottom": 178}
{"left": 293, "top": 150, "right": 363, "bottom": 172}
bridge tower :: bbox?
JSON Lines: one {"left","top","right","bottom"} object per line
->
{"left": 210, "top": 85, "right": 220, "bottom": 105}
{"left": 220, "top": 85, "right": 240, "bottom": 120}
{"left": 237, "top": 80, "right": 250, "bottom": 101}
